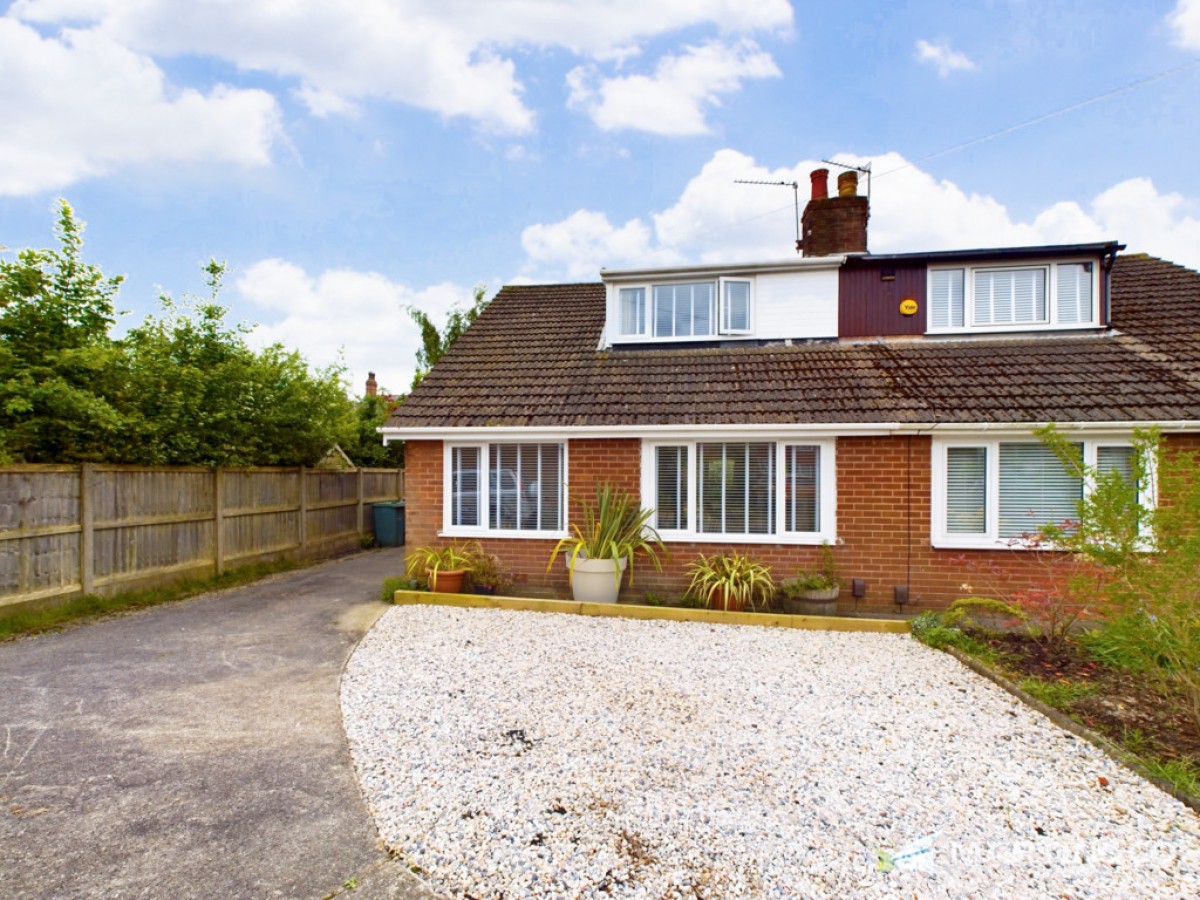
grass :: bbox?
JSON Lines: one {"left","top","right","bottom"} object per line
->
{"left": 1018, "top": 677, "right": 1100, "bottom": 708}
{"left": 0, "top": 557, "right": 308, "bottom": 640}
{"left": 1143, "top": 756, "right": 1200, "bottom": 798}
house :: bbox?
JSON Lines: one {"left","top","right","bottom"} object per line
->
{"left": 382, "top": 169, "right": 1200, "bottom": 611}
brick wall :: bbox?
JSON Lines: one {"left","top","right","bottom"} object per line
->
{"left": 403, "top": 433, "right": 1200, "bottom": 613}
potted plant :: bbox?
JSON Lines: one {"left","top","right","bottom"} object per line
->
{"left": 779, "top": 541, "right": 841, "bottom": 615}
{"left": 547, "top": 483, "right": 666, "bottom": 604}
{"left": 405, "top": 540, "right": 480, "bottom": 593}
{"left": 468, "top": 550, "right": 511, "bottom": 596}
{"left": 685, "top": 551, "right": 775, "bottom": 613}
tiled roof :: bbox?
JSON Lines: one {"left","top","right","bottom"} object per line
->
{"left": 388, "top": 254, "right": 1200, "bottom": 429}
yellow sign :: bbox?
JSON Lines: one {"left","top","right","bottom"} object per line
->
{"left": 899, "top": 297, "right": 918, "bottom": 316}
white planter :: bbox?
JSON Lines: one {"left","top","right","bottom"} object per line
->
{"left": 568, "top": 556, "right": 628, "bottom": 604}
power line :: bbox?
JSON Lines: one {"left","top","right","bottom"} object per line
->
{"left": 875, "top": 57, "right": 1200, "bottom": 180}
{"left": 626, "top": 56, "right": 1200, "bottom": 262}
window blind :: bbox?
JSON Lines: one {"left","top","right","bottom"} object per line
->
{"left": 1055, "top": 263, "right": 1092, "bottom": 325}
{"left": 974, "top": 268, "right": 1047, "bottom": 325}
{"left": 931, "top": 269, "right": 965, "bottom": 328}
{"left": 784, "top": 445, "right": 820, "bottom": 532}
{"left": 697, "top": 442, "right": 774, "bottom": 534}
{"left": 998, "top": 442, "right": 1082, "bottom": 538}
{"left": 1097, "top": 445, "right": 1134, "bottom": 483}
{"left": 946, "top": 446, "right": 987, "bottom": 534}
{"left": 451, "top": 446, "right": 480, "bottom": 527}
{"left": 723, "top": 280, "right": 751, "bottom": 333}
{"left": 653, "top": 282, "right": 715, "bottom": 337}
{"left": 488, "top": 443, "right": 563, "bottom": 531}
{"left": 655, "top": 446, "right": 688, "bottom": 530}
{"left": 619, "top": 287, "right": 645, "bottom": 336}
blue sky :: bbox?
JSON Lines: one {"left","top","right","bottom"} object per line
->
{"left": 2, "top": 0, "right": 1198, "bottom": 394}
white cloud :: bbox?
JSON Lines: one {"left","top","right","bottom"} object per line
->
{"left": 915, "top": 38, "right": 978, "bottom": 77}
{"left": 521, "top": 210, "right": 667, "bottom": 281}
{"left": 568, "top": 39, "right": 781, "bottom": 135}
{"left": 0, "top": 19, "right": 280, "bottom": 195}
{"left": 1168, "top": 0, "right": 1200, "bottom": 48}
{"left": 10, "top": 0, "right": 793, "bottom": 135}
{"left": 235, "top": 258, "right": 478, "bottom": 395}
{"left": 518, "top": 150, "right": 1200, "bottom": 280}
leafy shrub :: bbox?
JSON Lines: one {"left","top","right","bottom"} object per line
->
{"left": 942, "top": 596, "right": 1026, "bottom": 631}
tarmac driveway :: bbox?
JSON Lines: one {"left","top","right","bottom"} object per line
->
{"left": 0, "top": 549, "right": 435, "bottom": 900}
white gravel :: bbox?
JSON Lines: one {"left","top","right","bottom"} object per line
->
{"left": 340, "top": 605, "right": 1200, "bottom": 898}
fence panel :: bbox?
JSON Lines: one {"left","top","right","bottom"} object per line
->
{"left": 0, "top": 464, "right": 404, "bottom": 611}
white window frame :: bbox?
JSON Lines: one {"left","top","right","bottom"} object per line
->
{"left": 640, "top": 438, "right": 836, "bottom": 544}
{"left": 441, "top": 441, "right": 569, "bottom": 539}
{"left": 931, "top": 435, "right": 1153, "bottom": 549}
{"left": 926, "top": 259, "right": 1099, "bottom": 335}
{"left": 611, "top": 277, "right": 756, "bottom": 342}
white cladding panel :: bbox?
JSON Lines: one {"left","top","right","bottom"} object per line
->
{"left": 755, "top": 269, "right": 839, "bottom": 339}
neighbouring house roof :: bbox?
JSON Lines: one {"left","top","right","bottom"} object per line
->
{"left": 386, "top": 254, "right": 1200, "bottom": 431}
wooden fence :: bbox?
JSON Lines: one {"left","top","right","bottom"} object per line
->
{"left": 0, "top": 464, "right": 404, "bottom": 610}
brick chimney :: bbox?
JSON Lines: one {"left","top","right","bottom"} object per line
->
{"left": 365, "top": 371, "right": 377, "bottom": 398}
{"left": 801, "top": 168, "right": 868, "bottom": 257}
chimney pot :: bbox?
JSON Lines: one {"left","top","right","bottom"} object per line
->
{"left": 837, "top": 171, "right": 858, "bottom": 197}
{"left": 365, "top": 372, "right": 378, "bottom": 397}
{"left": 809, "top": 168, "right": 829, "bottom": 201}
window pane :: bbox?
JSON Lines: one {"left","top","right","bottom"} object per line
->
{"left": 931, "top": 269, "right": 964, "bottom": 328}
{"left": 1097, "top": 445, "right": 1134, "bottom": 483}
{"left": 698, "top": 442, "right": 774, "bottom": 534}
{"left": 655, "top": 446, "right": 688, "bottom": 530}
{"left": 785, "top": 445, "right": 820, "bottom": 532}
{"left": 489, "top": 443, "right": 562, "bottom": 531}
{"left": 653, "top": 282, "right": 715, "bottom": 338}
{"left": 451, "top": 446, "right": 480, "bottom": 527}
{"left": 975, "top": 268, "right": 1047, "bottom": 326}
{"left": 1056, "top": 263, "right": 1092, "bottom": 325}
{"left": 723, "top": 281, "right": 750, "bottom": 332}
{"left": 619, "top": 287, "right": 645, "bottom": 336}
{"left": 998, "top": 442, "right": 1082, "bottom": 538}
{"left": 946, "top": 447, "right": 986, "bottom": 534}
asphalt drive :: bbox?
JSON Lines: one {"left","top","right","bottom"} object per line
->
{"left": 0, "top": 548, "right": 436, "bottom": 900}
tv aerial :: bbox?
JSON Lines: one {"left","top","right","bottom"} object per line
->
{"left": 733, "top": 178, "right": 801, "bottom": 253}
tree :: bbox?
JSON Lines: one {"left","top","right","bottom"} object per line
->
{"left": 344, "top": 392, "right": 405, "bottom": 468}
{"left": 0, "top": 201, "right": 127, "bottom": 462}
{"left": 115, "top": 261, "right": 355, "bottom": 466}
{"left": 408, "top": 284, "right": 489, "bottom": 389}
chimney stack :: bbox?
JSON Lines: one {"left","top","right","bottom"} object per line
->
{"left": 801, "top": 167, "right": 869, "bottom": 257}
{"left": 365, "top": 371, "right": 377, "bottom": 397}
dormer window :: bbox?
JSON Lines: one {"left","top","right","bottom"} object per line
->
{"left": 616, "top": 278, "right": 753, "bottom": 340}
{"left": 929, "top": 261, "right": 1096, "bottom": 333}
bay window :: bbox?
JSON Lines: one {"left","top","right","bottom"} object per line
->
{"left": 643, "top": 439, "right": 835, "bottom": 543}
{"left": 444, "top": 442, "right": 566, "bottom": 535}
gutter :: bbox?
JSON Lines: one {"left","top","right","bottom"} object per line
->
{"left": 381, "top": 420, "right": 1200, "bottom": 444}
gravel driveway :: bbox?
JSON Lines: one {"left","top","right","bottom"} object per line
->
{"left": 343, "top": 605, "right": 1200, "bottom": 899}
{"left": 0, "top": 549, "right": 432, "bottom": 900}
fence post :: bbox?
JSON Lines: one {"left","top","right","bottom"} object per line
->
{"left": 356, "top": 468, "right": 364, "bottom": 535}
{"left": 299, "top": 466, "right": 308, "bottom": 553}
{"left": 214, "top": 467, "right": 225, "bottom": 575}
{"left": 79, "top": 463, "right": 95, "bottom": 595}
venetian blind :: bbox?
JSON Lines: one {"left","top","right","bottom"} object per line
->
{"left": 998, "top": 442, "right": 1082, "bottom": 538}
{"left": 697, "top": 442, "right": 775, "bottom": 534}
{"left": 784, "top": 445, "right": 820, "bottom": 533}
{"left": 946, "top": 446, "right": 987, "bottom": 534}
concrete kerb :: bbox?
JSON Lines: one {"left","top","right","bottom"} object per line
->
{"left": 390, "top": 590, "right": 910, "bottom": 634}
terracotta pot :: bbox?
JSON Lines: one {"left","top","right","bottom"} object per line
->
{"left": 428, "top": 568, "right": 467, "bottom": 593}
{"left": 709, "top": 587, "right": 746, "bottom": 613}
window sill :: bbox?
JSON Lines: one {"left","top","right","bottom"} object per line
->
{"left": 439, "top": 528, "right": 568, "bottom": 541}
{"left": 657, "top": 531, "right": 837, "bottom": 546}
